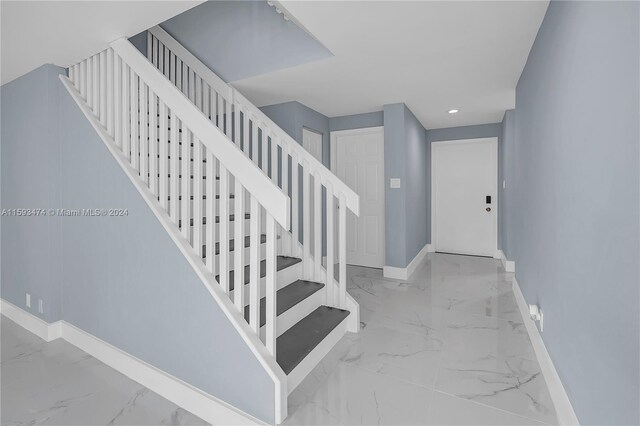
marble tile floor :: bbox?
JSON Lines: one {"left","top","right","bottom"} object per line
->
{"left": 284, "top": 253, "right": 558, "bottom": 425}
{"left": 0, "top": 317, "right": 209, "bottom": 426}
{"left": 1, "top": 253, "right": 557, "bottom": 426}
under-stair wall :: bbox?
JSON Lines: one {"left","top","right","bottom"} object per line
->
{"left": 1, "top": 63, "right": 278, "bottom": 424}
{"left": 58, "top": 82, "right": 278, "bottom": 423}
{"left": 1, "top": 64, "right": 65, "bottom": 323}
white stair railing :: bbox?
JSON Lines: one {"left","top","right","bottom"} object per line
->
{"left": 64, "top": 39, "right": 290, "bottom": 366}
{"left": 148, "top": 26, "right": 359, "bottom": 310}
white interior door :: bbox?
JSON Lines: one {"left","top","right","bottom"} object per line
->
{"left": 331, "top": 127, "right": 385, "bottom": 268}
{"left": 431, "top": 138, "right": 497, "bottom": 257}
{"left": 302, "top": 128, "right": 323, "bottom": 162}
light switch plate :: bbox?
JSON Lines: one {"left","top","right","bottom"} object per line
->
{"left": 390, "top": 178, "right": 401, "bottom": 189}
{"left": 26, "top": 293, "right": 31, "bottom": 308}
{"left": 503, "top": 180, "right": 506, "bottom": 189}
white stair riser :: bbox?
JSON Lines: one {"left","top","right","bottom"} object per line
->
{"left": 228, "top": 262, "right": 302, "bottom": 307}
{"left": 259, "top": 287, "right": 325, "bottom": 340}
{"left": 287, "top": 313, "right": 350, "bottom": 394}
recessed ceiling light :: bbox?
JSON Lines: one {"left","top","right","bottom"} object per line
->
{"left": 448, "top": 109, "right": 459, "bottom": 114}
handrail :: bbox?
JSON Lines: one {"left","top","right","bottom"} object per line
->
{"left": 111, "top": 37, "right": 290, "bottom": 229}
{"left": 147, "top": 26, "right": 359, "bottom": 217}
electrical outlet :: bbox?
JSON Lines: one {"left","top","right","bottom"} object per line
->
{"left": 390, "top": 178, "right": 401, "bottom": 189}
{"left": 38, "top": 299, "right": 44, "bottom": 314}
{"left": 529, "top": 304, "right": 544, "bottom": 332}
{"left": 26, "top": 293, "right": 31, "bottom": 308}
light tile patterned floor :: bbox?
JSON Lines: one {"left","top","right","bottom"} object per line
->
{"left": 1, "top": 253, "right": 557, "bottom": 425}
{"left": 0, "top": 318, "right": 208, "bottom": 426}
{"left": 285, "top": 253, "right": 557, "bottom": 425}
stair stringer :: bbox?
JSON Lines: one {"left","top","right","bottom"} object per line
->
{"left": 59, "top": 75, "right": 289, "bottom": 424}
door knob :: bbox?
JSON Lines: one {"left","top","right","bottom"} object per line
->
{"left": 486, "top": 207, "right": 491, "bottom": 212}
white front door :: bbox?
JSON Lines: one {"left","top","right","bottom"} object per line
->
{"left": 331, "top": 127, "right": 385, "bottom": 268}
{"left": 431, "top": 138, "right": 497, "bottom": 257}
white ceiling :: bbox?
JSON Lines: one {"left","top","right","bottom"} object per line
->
{"left": 0, "top": 1, "right": 203, "bottom": 85}
{"left": 232, "top": 1, "right": 549, "bottom": 129}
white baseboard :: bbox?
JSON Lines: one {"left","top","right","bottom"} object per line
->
{"left": 383, "top": 243, "right": 432, "bottom": 280}
{"left": 344, "top": 292, "right": 360, "bottom": 333}
{"left": 382, "top": 266, "right": 405, "bottom": 280}
{"left": 0, "top": 299, "right": 263, "bottom": 426}
{"left": 497, "top": 249, "right": 516, "bottom": 272}
{"left": 511, "top": 280, "right": 580, "bottom": 426}
{"left": 0, "top": 299, "right": 62, "bottom": 342}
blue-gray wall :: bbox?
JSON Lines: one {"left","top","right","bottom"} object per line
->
{"left": 261, "top": 101, "right": 330, "bottom": 165}
{"left": 160, "top": 0, "right": 332, "bottom": 83}
{"left": 426, "top": 123, "right": 502, "bottom": 143}
{"left": 129, "top": 30, "right": 147, "bottom": 55}
{"left": 260, "top": 102, "right": 299, "bottom": 148}
{"left": 383, "top": 105, "right": 407, "bottom": 268}
{"left": 1, "top": 65, "right": 64, "bottom": 323}
{"left": 1, "top": 65, "right": 277, "bottom": 423}
{"left": 426, "top": 123, "right": 503, "bottom": 249}
{"left": 500, "top": 110, "right": 515, "bottom": 256}
{"left": 383, "top": 104, "right": 429, "bottom": 268}
{"left": 329, "top": 111, "right": 384, "bottom": 132}
{"left": 504, "top": 1, "right": 639, "bottom": 424}
{"left": 403, "top": 107, "right": 430, "bottom": 264}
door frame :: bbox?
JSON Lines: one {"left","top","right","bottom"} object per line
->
{"left": 430, "top": 137, "right": 499, "bottom": 257}
{"left": 330, "top": 126, "right": 386, "bottom": 267}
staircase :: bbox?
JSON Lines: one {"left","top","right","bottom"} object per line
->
{"left": 60, "top": 26, "right": 359, "bottom": 424}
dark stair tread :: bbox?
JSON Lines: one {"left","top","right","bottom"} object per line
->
{"left": 201, "top": 234, "right": 267, "bottom": 258}
{"left": 167, "top": 194, "right": 235, "bottom": 201}
{"left": 215, "top": 256, "right": 302, "bottom": 291}
{"left": 178, "top": 213, "right": 250, "bottom": 227}
{"left": 243, "top": 280, "right": 325, "bottom": 328}
{"left": 276, "top": 306, "right": 350, "bottom": 375}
